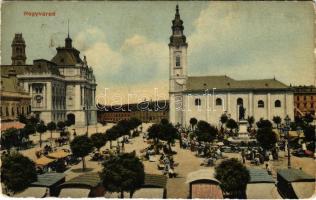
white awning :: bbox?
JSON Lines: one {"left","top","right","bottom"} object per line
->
{"left": 246, "top": 183, "right": 281, "bottom": 199}
{"left": 292, "top": 182, "right": 315, "bottom": 199}
{"left": 132, "top": 188, "right": 164, "bottom": 198}
{"left": 186, "top": 169, "right": 219, "bottom": 184}
{"left": 14, "top": 187, "right": 47, "bottom": 198}
{"left": 58, "top": 188, "right": 90, "bottom": 198}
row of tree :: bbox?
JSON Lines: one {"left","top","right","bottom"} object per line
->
{"left": 70, "top": 117, "right": 142, "bottom": 171}
{"left": 147, "top": 119, "right": 178, "bottom": 152}
{"left": 105, "top": 117, "right": 142, "bottom": 148}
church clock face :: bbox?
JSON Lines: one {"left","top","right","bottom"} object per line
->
{"left": 34, "top": 95, "right": 43, "bottom": 103}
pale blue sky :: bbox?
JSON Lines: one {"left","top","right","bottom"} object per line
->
{"left": 1, "top": 1, "right": 315, "bottom": 103}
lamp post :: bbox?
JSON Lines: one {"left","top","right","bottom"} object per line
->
{"left": 284, "top": 115, "right": 291, "bottom": 169}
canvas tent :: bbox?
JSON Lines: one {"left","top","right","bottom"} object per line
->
{"left": 186, "top": 169, "right": 223, "bottom": 199}
{"left": 132, "top": 188, "right": 165, "bottom": 198}
{"left": 58, "top": 172, "right": 105, "bottom": 197}
{"left": 247, "top": 168, "right": 280, "bottom": 199}
{"left": 31, "top": 173, "right": 65, "bottom": 196}
{"left": 277, "top": 168, "right": 315, "bottom": 199}
{"left": 35, "top": 156, "right": 56, "bottom": 167}
{"left": 59, "top": 188, "right": 91, "bottom": 198}
{"left": 14, "top": 187, "right": 47, "bottom": 198}
{"left": 133, "top": 173, "right": 168, "bottom": 198}
{"left": 47, "top": 150, "right": 70, "bottom": 159}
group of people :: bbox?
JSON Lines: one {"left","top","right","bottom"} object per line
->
{"left": 159, "top": 153, "right": 177, "bottom": 178}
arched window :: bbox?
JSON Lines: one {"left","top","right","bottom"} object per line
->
{"left": 216, "top": 98, "right": 222, "bottom": 106}
{"left": 258, "top": 100, "right": 264, "bottom": 108}
{"left": 237, "top": 98, "right": 243, "bottom": 106}
{"left": 195, "top": 98, "right": 201, "bottom": 106}
{"left": 275, "top": 100, "right": 281, "bottom": 107}
{"left": 176, "top": 56, "right": 181, "bottom": 67}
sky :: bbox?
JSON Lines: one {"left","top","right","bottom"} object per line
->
{"left": 1, "top": 1, "right": 315, "bottom": 104}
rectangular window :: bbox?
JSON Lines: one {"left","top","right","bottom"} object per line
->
{"left": 176, "top": 56, "right": 181, "bottom": 67}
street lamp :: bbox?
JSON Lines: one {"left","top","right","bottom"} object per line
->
{"left": 284, "top": 115, "right": 291, "bottom": 169}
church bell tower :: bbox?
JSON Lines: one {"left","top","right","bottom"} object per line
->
{"left": 11, "top": 33, "right": 27, "bottom": 65}
{"left": 169, "top": 5, "right": 188, "bottom": 125}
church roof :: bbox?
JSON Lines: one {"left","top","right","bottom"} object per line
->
{"left": 185, "top": 75, "right": 290, "bottom": 92}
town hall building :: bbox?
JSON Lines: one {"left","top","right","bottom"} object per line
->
{"left": 1, "top": 33, "right": 97, "bottom": 126}
{"left": 168, "top": 5, "right": 294, "bottom": 127}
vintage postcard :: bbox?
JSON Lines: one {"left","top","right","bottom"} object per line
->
{"left": 0, "top": 1, "right": 315, "bottom": 199}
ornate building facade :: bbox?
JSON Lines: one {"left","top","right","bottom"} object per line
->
{"left": 293, "top": 85, "right": 316, "bottom": 117}
{"left": 168, "top": 6, "right": 294, "bottom": 127}
{"left": 1, "top": 33, "right": 97, "bottom": 126}
{"left": 97, "top": 100, "right": 169, "bottom": 123}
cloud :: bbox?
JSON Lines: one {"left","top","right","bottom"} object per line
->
{"left": 187, "top": 2, "right": 314, "bottom": 85}
{"left": 73, "top": 28, "right": 169, "bottom": 102}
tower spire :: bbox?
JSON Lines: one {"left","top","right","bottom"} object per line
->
{"left": 65, "top": 19, "right": 72, "bottom": 48}
{"left": 169, "top": 4, "right": 187, "bottom": 47}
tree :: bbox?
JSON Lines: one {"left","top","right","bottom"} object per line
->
{"left": 159, "top": 122, "right": 178, "bottom": 151}
{"left": 215, "top": 158, "right": 250, "bottom": 198}
{"left": 18, "top": 114, "right": 28, "bottom": 124}
{"left": 36, "top": 121, "right": 47, "bottom": 148}
{"left": 47, "top": 121, "right": 57, "bottom": 143}
{"left": 90, "top": 133, "right": 106, "bottom": 151}
{"left": 65, "top": 119, "right": 73, "bottom": 127}
{"left": 256, "top": 127, "right": 277, "bottom": 150}
{"left": 226, "top": 119, "right": 238, "bottom": 134}
{"left": 303, "top": 125, "right": 315, "bottom": 142}
{"left": 303, "top": 113, "right": 314, "bottom": 124}
{"left": 29, "top": 116, "right": 39, "bottom": 125}
{"left": 147, "top": 123, "right": 161, "bottom": 144}
{"left": 272, "top": 116, "right": 282, "bottom": 129}
{"left": 23, "top": 123, "right": 36, "bottom": 136}
{"left": 129, "top": 117, "right": 142, "bottom": 132}
{"left": 160, "top": 118, "right": 169, "bottom": 125}
{"left": 1, "top": 128, "right": 19, "bottom": 149}
{"left": 220, "top": 114, "right": 228, "bottom": 127}
{"left": 105, "top": 126, "right": 120, "bottom": 149}
{"left": 1, "top": 152, "right": 37, "bottom": 193}
{"left": 195, "top": 120, "right": 217, "bottom": 143}
{"left": 247, "top": 116, "right": 255, "bottom": 128}
{"left": 100, "top": 152, "right": 145, "bottom": 198}
{"left": 256, "top": 118, "right": 272, "bottom": 129}
{"left": 70, "top": 135, "right": 94, "bottom": 171}
{"left": 189, "top": 117, "right": 198, "bottom": 130}
{"left": 117, "top": 120, "right": 132, "bottom": 136}
{"left": 57, "top": 121, "right": 66, "bottom": 131}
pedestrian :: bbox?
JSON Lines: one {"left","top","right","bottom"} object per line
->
{"left": 241, "top": 149, "right": 246, "bottom": 164}
{"left": 269, "top": 153, "right": 273, "bottom": 161}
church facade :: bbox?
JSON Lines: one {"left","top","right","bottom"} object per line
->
{"left": 168, "top": 6, "right": 294, "bottom": 127}
{"left": 1, "top": 33, "right": 97, "bottom": 126}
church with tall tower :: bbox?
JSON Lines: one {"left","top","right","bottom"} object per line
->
{"left": 1, "top": 30, "right": 97, "bottom": 127}
{"left": 168, "top": 5, "right": 294, "bottom": 127}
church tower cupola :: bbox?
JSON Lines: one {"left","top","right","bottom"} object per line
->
{"left": 169, "top": 5, "right": 187, "bottom": 48}
{"left": 11, "top": 33, "right": 27, "bottom": 65}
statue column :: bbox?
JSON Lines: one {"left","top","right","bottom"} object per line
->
{"left": 267, "top": 93, "right": 271, "bottom": 120}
